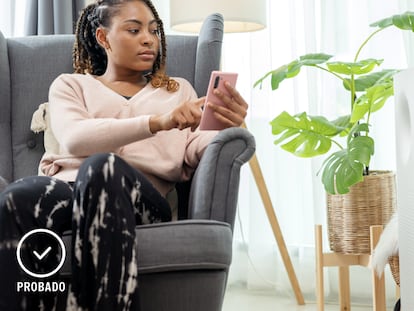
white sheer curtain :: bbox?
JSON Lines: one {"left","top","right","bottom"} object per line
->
{"left": 221, "top": 0, "right": 410, "bottom": 305}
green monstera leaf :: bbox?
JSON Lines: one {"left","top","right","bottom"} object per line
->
{"left": 351, "top": 80, "right": 394, "bottom": 123}
{"left": 326, "top": 59, "right": 383, "bottom": 75}
{"left": 254, "top": 53, "right": 333, "bottom": 90}
{"left": 270, "top": 111, "right": 346, "bottom": 157}
{"left": 320, "top": 124, "right": 374, "bottom": 194}
{"left": 370, "top": 11, "right": 414, "bottom": 30}
{"left": 343, "top": 69, "right": 398, "bottom": 91}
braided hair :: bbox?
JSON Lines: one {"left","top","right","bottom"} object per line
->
{"left": 73, "top": 0, "right": 179, "bottom": 92}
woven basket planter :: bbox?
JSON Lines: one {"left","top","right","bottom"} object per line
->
{"left": 327, "top": 170, "right": 396, "bottom": 254}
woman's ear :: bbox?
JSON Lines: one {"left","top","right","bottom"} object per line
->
{"left": 96, "top": 27, "right": 110, "bottom": 50}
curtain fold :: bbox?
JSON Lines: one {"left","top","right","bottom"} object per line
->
{"left": 0, "top": 0, "right": 86, "bottom": 37}
{"left": 23, "top": 0, "right": 85, "bottom": 35}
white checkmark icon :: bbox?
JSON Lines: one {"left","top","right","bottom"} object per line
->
{"left": 33, "top": 246, "right": 52, "bottom": 261}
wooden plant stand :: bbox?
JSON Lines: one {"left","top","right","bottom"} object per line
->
{"left": 315, "top": 224, "right": 386, "bottom": 311}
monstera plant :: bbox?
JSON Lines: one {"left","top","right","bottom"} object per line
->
{"left": 255, "top": 11, "right": 414, "bottom": 194}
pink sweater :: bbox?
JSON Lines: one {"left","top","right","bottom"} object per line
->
{"left": 39, "top": 74, "right": 217, "bottom": 196}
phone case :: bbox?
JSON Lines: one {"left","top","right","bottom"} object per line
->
{"left": 199, "top": 71, "right": 238, "bottom": 130}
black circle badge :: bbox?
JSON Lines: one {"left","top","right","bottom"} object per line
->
{"left": 16, "top": 229, "right": 66, "bottom": 278}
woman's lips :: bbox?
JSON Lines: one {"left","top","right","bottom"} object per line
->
{"left": 138, "top": 50, "right": 156, "bottom": 61}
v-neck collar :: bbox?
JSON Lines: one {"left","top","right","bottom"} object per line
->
{"left": 88, "top": 74, "right": 150, "bottom": 101}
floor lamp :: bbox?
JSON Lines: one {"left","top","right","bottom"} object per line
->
{"left": 170, "top": 0, "right": 305, "bottom": 305}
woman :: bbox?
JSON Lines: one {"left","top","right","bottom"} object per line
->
{"left": 0, "top": 0, "right": 248, "bottom": 310}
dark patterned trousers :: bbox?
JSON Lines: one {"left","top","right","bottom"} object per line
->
{"left": 0, "top": 153, "right": 172, "bottom": 311}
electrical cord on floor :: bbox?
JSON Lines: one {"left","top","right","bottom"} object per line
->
{"left": 235, "top": 206, "right": 279, "bottom": 287}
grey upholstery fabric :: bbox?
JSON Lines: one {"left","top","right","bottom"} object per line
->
{"left": 190, "top": 127, "right": 255, "bottom": 230}
{"left": 0, "top": 32, "right": 12, "bottom": 183}
{"left": 0, "top": 13, "right": 256, "bottom": 311}
{"left": 195, "top": 13, "right": 225, "bottom": 97}
{"left": 0, "top": 176, "right": 8, "bottom": 193}
{"left": 139, "top": 271, "right": 227, "bottom": 311}
{"left": 166, "top": 13, "right": 224, "bottom": 98}
{"left": 60, "top": 220, "right": 233, "bottom": 277}
{"left": 7, "top": 35, "right": 74, "bottom": 179}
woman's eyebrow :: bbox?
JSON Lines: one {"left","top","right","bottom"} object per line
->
{"left": 123, "top": 19, "right": 158, "bottom": 26}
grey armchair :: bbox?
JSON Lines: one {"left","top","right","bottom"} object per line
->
{"left": 0, "top": 13, "right": 255, "bottom": 311}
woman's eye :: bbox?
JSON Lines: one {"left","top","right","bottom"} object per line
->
{"left": 128, "top": 29, "right": 139, "bottom": 34}
{"left": 151, "top": 29, "right": 160, "bottom": 35}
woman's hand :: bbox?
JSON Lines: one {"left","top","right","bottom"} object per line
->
{"left": 205, "top": 81, "right": 248, "bottom": 128}
{"left": 149, "top": 82, "right": 249, "bottom": 133}
{"left": 149, "top": 98, "right": 204, "bottom": 133}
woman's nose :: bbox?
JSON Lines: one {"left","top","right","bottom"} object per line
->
{"left": 140, "top": 30, "right": 154, "bottom": 46}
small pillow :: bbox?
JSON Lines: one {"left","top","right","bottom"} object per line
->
{"left": 31, "top": 102, "right": 60, "bottom": 154}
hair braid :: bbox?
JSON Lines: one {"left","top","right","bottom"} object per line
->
{"left": 138, "top": 0, "right": 178, "bottom": 92}
{"left": 73, "top": 3, "right": 107, "bottom": 74}
{"left": 72, "top": 0, "right": 179, "bottom": 92}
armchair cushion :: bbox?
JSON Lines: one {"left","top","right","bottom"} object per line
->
{"left": 61, "top": 220, "right": 232, "bottom": 277}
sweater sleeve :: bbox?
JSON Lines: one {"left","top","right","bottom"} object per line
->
{"left": 178, "top": 79, "right": 219, "bottom": 179}
{"left": 183, "top": 130, "right": 218, "bottom": 177}
{"left": 49, "top": 74, "right": 154, "bottom": 156}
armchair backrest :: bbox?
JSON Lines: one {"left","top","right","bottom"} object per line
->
{"left": 0, "top": 13, "right": 224, "bottom": 182}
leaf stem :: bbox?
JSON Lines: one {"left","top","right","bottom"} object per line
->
{"left": 354, "top": 28, "right": 385, "bottom": 63}
{"left": 331, "top": 139, "right": 344, "bottom": 150}
{"left": 351, "top": 28, "right": 385, "bottom": 111}
{"left": 350, "top": 27, "right": 385, "bottom": 124}
{"left": 314, "top": 65, "right": 346, "bottom": 82}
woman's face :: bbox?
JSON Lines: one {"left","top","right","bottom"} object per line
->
{"left": 99, "top": 1, "right": 161, "bottom": 74}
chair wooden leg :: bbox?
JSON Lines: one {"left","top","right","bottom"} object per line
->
{"left": 315, "top": 225, "right": 324, "bottom": 311}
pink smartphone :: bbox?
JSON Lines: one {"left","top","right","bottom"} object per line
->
{"left": 199, "top": 71, "right": 238, "bottom": 130}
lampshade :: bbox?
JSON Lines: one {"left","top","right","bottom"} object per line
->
{"left": 169, "top": 0, "right": 266, "bottom": 33}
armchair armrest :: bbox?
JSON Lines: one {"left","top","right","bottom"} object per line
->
{"left": 188, "top": 127, "right": 255, "bottom": 230}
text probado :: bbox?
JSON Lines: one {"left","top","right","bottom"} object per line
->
{"left": 16, "top": 281, "right": 66, "bottom": 292}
